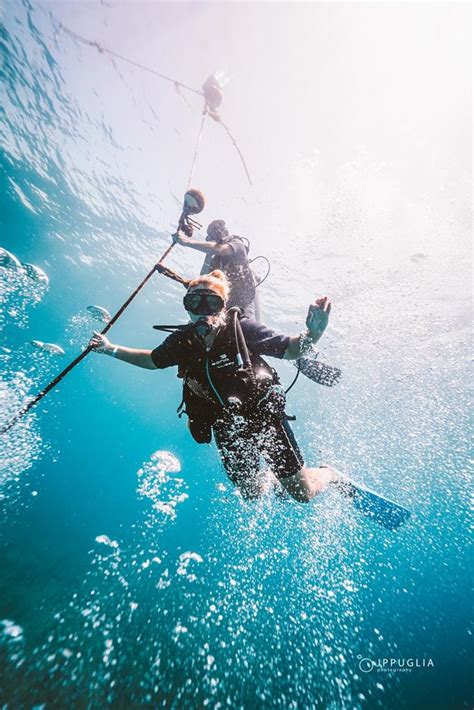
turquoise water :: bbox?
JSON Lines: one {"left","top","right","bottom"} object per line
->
{"left": 1, "top": 2, "right": 472, "bottom": 708}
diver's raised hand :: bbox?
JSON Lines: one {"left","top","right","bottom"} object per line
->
{"left": 306, "top": 297, "right": 331, "bottom": 340}
{"left": 283, "top": 296, "right": 332, "bottom": 359}
{"left": 89, "top": 331, "right": 114, "bottom": 355}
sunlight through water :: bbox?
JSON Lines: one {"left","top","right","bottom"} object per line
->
{"left": 0, "top": 1, "right": 471, "bottom": 708}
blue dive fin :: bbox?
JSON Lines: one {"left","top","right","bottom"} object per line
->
{"left": 336, "top": 478, "right": 411, "bottom": 531}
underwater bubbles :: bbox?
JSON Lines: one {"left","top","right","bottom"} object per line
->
{"left": 136, "top": 450, "right": 187, "bottom": 522}
{"left": 30, "top": 340, "right": 65, "bottom": 356}
{"left": 8, "top": 450, "right": 193, "bottom": 705}
{"left": 0, "top": 247, "right": 49, "bottom": 329}
{"left": 86, "top": 305, "right": 111, "bottom": 324}
{"left": 0, "top": 361, "right": 43, "bottom": 504}
{"left": 0, "top": 248, "right": 22, "bottom": 270}
{"left": 65, "top": 304, "right": 111, "bottom": 349}
{"left": 22, "top": 262, "right": 49, "bottom": 285}
{"left": 176, "top": 551, "right": 203, "bottom": 583}
{"left": 0, "top": 619, "right": 25, "bottom": 667}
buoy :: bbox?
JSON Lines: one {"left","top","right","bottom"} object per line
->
{"left": 202, "top": 74, "right": 223, "bottom": 111}
{"left": 183, "top": 189, "right": 205, "bottom": 214}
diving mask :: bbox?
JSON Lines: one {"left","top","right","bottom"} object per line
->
{"left": 183, "top": 289, "right": 225, "bottom": 316}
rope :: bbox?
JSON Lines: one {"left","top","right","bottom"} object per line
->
{"left": 214, "top": 116, "right": 253, "bottom": 186}
{"left": 186, "top": 108, "right": 207, "bottom": 189}
{"left": 158, "top": 110, "right": 208, "bottom": 265}
{"left": 59, "top": 22, "right": 202, "bottom": 96}
{"left": 59, "top": 22, "right": 252, "bottom": 186}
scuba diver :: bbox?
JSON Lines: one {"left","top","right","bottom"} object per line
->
{"left": 172, "top": 216, "right": 260, "bottom": 319}
{"left": 169, "top": 194, "right": 340, "bottom": 388}
{"left": 89, "top": 269, "right": 338, "bottom": 501}
{"left": 88, "top": 268, "right": 410, "bottom": 527}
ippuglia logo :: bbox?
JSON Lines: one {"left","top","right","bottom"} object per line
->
{"left": 358, "top": 655, "right": 435, "bottom": 673}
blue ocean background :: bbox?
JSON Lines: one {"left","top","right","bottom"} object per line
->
{"left": 1, "top": 2, "right": 472, "bottom": 708}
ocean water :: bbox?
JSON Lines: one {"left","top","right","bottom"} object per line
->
{"left": 0, "top": 2, "right": 472, "bottom": 708}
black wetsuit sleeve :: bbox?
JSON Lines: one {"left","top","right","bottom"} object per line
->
{"left": 151, "top": 332, "right": 183, "bottom": 369}
{"left": 240, "top": 319, "right": 291, "bottom": 358}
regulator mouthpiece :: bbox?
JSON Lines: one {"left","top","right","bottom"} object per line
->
{"left": 194, "top": 318, "right": 212, "bottom": 338}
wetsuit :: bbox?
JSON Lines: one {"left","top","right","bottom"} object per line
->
{"left": 151, "top": 316, "right": 304, "bottom": 486}
{"left": 200, "top": 237, "right": 258, "bottom": 318}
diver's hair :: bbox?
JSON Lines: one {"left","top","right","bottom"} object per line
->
{"left": 207, "top": 219, "right": 226, "bottom": 233}
{"left": 187, "top": 269, "right": 230, "bottom": 301}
